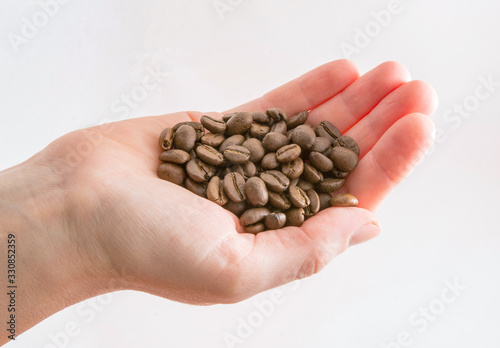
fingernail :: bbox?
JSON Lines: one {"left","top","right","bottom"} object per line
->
{"left": 349, "top": 222, "right": 381, "bottom": 247}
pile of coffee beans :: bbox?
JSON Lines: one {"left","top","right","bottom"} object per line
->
{"left": 157, "top": 108, "right": 360, "bottom": 233}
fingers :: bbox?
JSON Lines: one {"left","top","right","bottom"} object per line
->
{"left": 346, "top": 80, "right": 438, "bottom": 158}
{"left": 224, "top": 59, "right": 360, "bottom": 116}
{"left": 307, "top": 61, "right": 411, "bottom": 131}
{"left": 343, "top": 113, "right": 435, "bottom": 211}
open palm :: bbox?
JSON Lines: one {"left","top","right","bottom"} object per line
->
{"left": 41, "top": 60, "right": 437, "bottom": 305}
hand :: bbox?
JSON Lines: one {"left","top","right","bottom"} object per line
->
{"left": 0, "top": 60, "right": 437, "bottom": 341}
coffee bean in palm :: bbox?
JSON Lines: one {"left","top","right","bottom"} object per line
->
{"left": 281, "top": 157, "right": 304, "bottom": 179}
{"left": 251, "top": 111, "right": 272, "bottom": 125}
{"left": 266, "top": 108, "right": 286, "bottom": 122}
{"left": 196, "top": 144, "right": 224, "bottom": 165}
{"left": 276, "top": 144, "right": 301, "bottom": 163}
{"left": 262, "top": 132, "right": 289, "bottom": 152}
{"left": 264, "top": 212, "right": 287, "bottom": 230}
{"left": 286, "top": 110, "right": 308, "bottom": 129}
{"left": 224, "top": 145, "right": 251, "bottom": 164}
{"left": 308, "top": 151, "right": 334, "bottom": 172}
{"left": 222, "top": 112, "right": 236, "bottom": 122}
{"left": 201, "top": 132, "right": 225, "bottom": 147}
{"left": 245, "top": 223, "right": 265, "bottom": 234}
{"left": 159, "top": 127, "right": 174, "bottom": 150}
{"left": 159, "top": 149, "right": 191, "bottom": 164}
{"left": 157, "top": 163, "right": 186, "bottom": 185}
{"left": 245, "top": 177, "right": 268, "bottom": 206}
{"left": 306, "top": 189, "right": 320, "bottom": 215}
{"left": 268, "top": 191, "right": 292, "bottom": 210}
{"left": 289, "top": 185, "right": 311, "bottom": 208}
{"left": 310, "top": 137, "right": 331, "bottom": 153}
{"left": 207, "top": 176, "right": 228, "bottom": 206}
{"left": 201, "top": 115, "right": 226, "bottom": 134}
{"left": 242, "top": 138, "right": 265, "bottom": 163}
{"left": 296, "top": 179, "right": 314, "bottom": 191}
{"left": 173, "top": 125, "right": 197, "bottom": 152}
{"left": 172, "top": 121, "right": 205, "bottom": 141}
{"left": 329, "top": 147, "right": 359, "bottom": 172}
{"left": 315, "top": 120, "right": 341, "bottom": 143}
{"left": 316, "top": 178, "right": 345, "bottom": 193}
{"left": 331, "top": 167, "right": 349, "bottom": 179}
{"left": 286, "top": 208, "right": 305, "bottom": 226}
{"left": 330, "top": 193, "right": 358, "bottom": 207}
{"left": 302, "top": 163, "right": 323, "bottom": 184}
{"left": 318, "top": 193, "right": 332, "bottom": 211}
{"left": 219, "top": 134, "right": 245, "bottom": 153}
{"left": 336, "top": 135, "right": 360, "bottom": 156}
{"left": 223, "top": 200, "right": 247, "bottom": 217}
{"left": 240, "top": 207, "right": 270, "bottom": 226}
{"left": 249, "top": 123, "right": 270, "bottom": 139}
{"left": 226, "top": 112, "right": 253, "bottom": 135}
{"left": 186, "top": 159, "right": 216, "bottom": 182}
{"left": 185, "top": 177, "right": 207, "bottom": 197}
{"left": 260, "top": 170, "right": 290, "bottom": 192}
{"left": 291, "top": 124, "right": 316, "bottom": 150}
{"left": 270, "top": 120, "right": 288, "bottom": 135}
{"left": 223, "top": 172, "right": 246, "bottom": 203}
{"left": 261, "top": 152, "right": 280, "bottom": 169}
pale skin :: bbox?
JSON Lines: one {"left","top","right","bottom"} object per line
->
{"left": 0, "top": 60, "right": 437, "bottom": 344}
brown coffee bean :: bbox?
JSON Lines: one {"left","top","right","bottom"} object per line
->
{"left": 158, "top": 127, "right": 174, "bottom": 150}
{"left": 249, "top": 123, "right": 270, "bottom": 139}
{"left": 219, "top": 134, "right": 245, "bottom": 153}
{"left": 185, "top": 177, "right": 207, "bottom": 197}
{"left": 268, "top": 191, "right": 292, "bottom": 210}
{"left": 232, "top": 161, "right": 257, "bottom": 179}
{"left": 289, "top": 185, "right": 311, "bottom": 208}
{"left": 223, "top": 172, "right": 246, "bottom": 203}
{"left": 308, "top": 151, "right": 334, "bottom": 172}
{"left": 266, "top": 108, "right": 286, "bottom": 122}
{"left": 159, "top": 149, "right": 191, "bottom": 164}
{"left": 240, "top": 207, "right": 270, "bottom": 226}
{"left": 316, "top": 178, "right": 345, "bottom": 193}
{"left": 201, "top": 115, "right": 226, "bottom": 134}
{"left": 306, "top": 189, "right": 320, "bottom": 214}
{"left": 196, "top": 144, "right": 224, "bottom": 165}
{"left": 207, "top": 176, "right": 228, "bottom": 206}
{"left": 222, "top": 112, "right": 236, "bottom": 122}
{"left": 261, "top": 152, "right": 280, "bottom": 169}
{"left": 244, "top": 223, "right": 265, "bottom": 234}
{"left": 315, "top": 120, "right": 341, "bottom": 143}
{"left": 291, "top": 125, "right": 316, "bottom": 150}
{"left": 226, "top": 112, "right": 253, "bottom": 135}
{"left": 281, "top": 157, "right": 304, "bottom": 179}
{"left": 286, "top": 110, "right": 308, "bottom": 129}
{"left": 329, "top": 147, "right": 359, "bottom": 172}
{"left": 286, "top": 208, "right": 305, "bottom": 226}
{"left": 336, "top": 135, "right": 360, "bottom": 156}
{"left": 276, "top": 144, "right": 301, "bottom": 163}
{"left": 251, "top": 111, "right": 272, "bottom": 125}
{"left": 186, "top": 159, "right": 216, "bottom": 182}
{"left": 318, "top": 193, "right": 332, "bottom": 211}
{"left": 270, "top": 120, "right": 288, "bottom": 135}
{"left": 331, "top": 167, "right": 349, "bottom": 179}
{"left": 224, "top": 145, "right": 251, "bottom": 164}
{"left": 245, "top": 177, "right": 268, "bottom": 206}
{"left": 242, "top": 138, "right": 265, "bottom": 163}
{"left": 223, "top": 200, "right": 247, "bottom": 217}
{"left": 302, "top": 163, "right": 323, "bottom": 184}
{"left": 173, "top": 121, "right": 205, "bottom": 141}
{"left": 260, "top": 170, "right": 290, "bottom": 192}
{"left": 330, "top": 193, "right": 358, "bottom": 207}
{"left": 262, "top": 132, "right": 289, "bottom": 152}
{"left": 157, "top": 163, "right": 186, "bottom": 185}
{"left": 264, "top": 212, "right": 286, "bottom": 230}
{"left": 310, "top": 137, "right": 331, "bottom": 153}
{"left": 173, "top": 125, "right": 196, "bottom": 152}
{"left": 201, "top": 133, "right": 225, "bottom": 147}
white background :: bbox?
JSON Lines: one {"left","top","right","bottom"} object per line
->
{"left": 1, "top": 1, "right": 500, "bottom": 347}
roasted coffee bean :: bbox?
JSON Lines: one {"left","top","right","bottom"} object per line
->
{"left": 223, "top": 200, "right": 247, "bottom": 217}
{"left": 289, "top": 185, "right": 311, "bottom": 208}
{"left": 296, "top": 179, "right": 314, "bottom": 191}
{"left": 260, "top": 170, "right": 290, "bottom": 192}
{"left": 201, "top": 133, "right": 225, "bottom": 147}
{"left": 266, "top": 108, "right": 286, "bottom": 122}
{"left": 240, "top": 207, "right": 270, "bottom": 226}
{"left": 224, "top": 145, "right": 251, "bottom": 164}
{"left": 157, "top": 163, "right": 186, "bottom": 185}
{"left": 306, "top": 189, "right": 320, "bottom": 214}
{"left": 286, "top": 208, "right": 305, "bottom": 226}
{"left": 276, "top": 144, "right": 301, "bottom": 163}
{"left": 245, "top": 223, "right": 265, "bottom": 234}
{"left": 261, "top": 152, "right": 280, "bottom": 169}
{"left": 249, "top": 123, "right": 270, "bottom": 139}
{"left": 158, "top": 127, "right": 174, "bottom": 150}
{"left": 336, "top": 135, "right": 360, "bottom": 156}
{"left": 331, "top": 167, "right": 349, "bottom": 179}
{"left": 159, "top": 149, "right": 190, "bottom": 164}
{"left": 196, "top": 144, "right": 224, "bottom": 165}
{"left": 219, "top": 134, "right": 245, "bottom": 153}
{"left": 286, "top": 110, "right": 308, "bottom": 129}
{"left": 330, "top": 193, "right": 358, "bottom": 207}
{"left": 226, "top": 112, "right": 253, "bottom": 135}
{"left": 222, "top": 112, "right": 236, "bottom": 122}
{"left": 315, "top": 120, "right": 341, "bottom": 143}
{"left": 185, "top": 177, "right": 207, "bottom": 197}
{"left": 286, "top": 129, "right": 294, "bottom": 142}
{"left": 232, "top": 161, "right": 257, "bottom": 179}
{"left": 321, "top": 147, "right": 332, "bottom": 157}
{"left": 270, "top": 120, "right": 288, "bottom": 135}
{"left": 268, "top": 191, "right": 292, "bottom": 210}
{"left": 173, "top": 125, "right": 197, "bottom": 152}
{"left": 329, "top": 147, "right": 359, "bottom": 172}
{"left": 245, "top": 177, "right": 268, "bottom": 206}
{"left": 262, "top": 132, "right": 289, "bottom": 152}
{"left": 281, "top": 157, "right": 304, "bottom": 179}
{"left": 310, "top": 137, "right": 331, "bottom": 153}
{"left": 302, "top": 163, "right": 323, "bottom": 184}
{"left": 207, "top": 176, "right": 228, "bottom": 205}
{"left": 186, "top": 159, "right": 216, "bottom": 182}
{"left": 289, "top": 177, "right": 299, "bottom": 186}
{"left": 223, "top": 172, "right": 246, "bottom": 202}
{"left": 173, "top": 121, "right": 205, "bottom": 141}
{"left": 201, "top": 115, "right": 226, "bottom": 134}
{"left": 242, "top": 138, "right": 265, "bottom": 163}
{"left": 308, "top": 151, "right": 334, "bottom": 172}
{"left": 292, "top": 125, "right": 316, "bottom": 150}
{"left": 251, "top": 111, "right": 272, "bottom": 125}
{"left": 264, "top": 212, "right": 287, "bottom": 230}
{"left": 316, "top": 178, "right": 345, "bottom": 193}
{"left": 319, "top": 193, "right": 332, "bottom": 211}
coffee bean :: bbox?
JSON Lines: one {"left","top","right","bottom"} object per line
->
{"left": 336, "top": 135, "right": 360, "bottom": 156}
{"left": 302, "top": 163, "right": 323, "bottom": 184}
{"left": 268, "top": 191, "right": 292, "bottom": 210}
{"left": 249, "top": 123, "right": 270, "bottom": 139}
{"left": 331, "top": 167, "right": 349, "bottom": 179}
{"left": 223, "top": 200, "right": 247, "bottom": 217}
{"left": 223, "top": 172, "right": 246, "bottom": 203}
{"left": 240, "top": 207, "right": 270, "bottom": 226}
{"left": 308, "top": 151, "right": 334, "bottom": 172}
{"left": 173, "top": 125, "right": 197, "bottom": 152}
{"left": 316, "top": 178, "right": 345, "bottom": 193}
{"left": 286, "top": 110, "right": 308, "bottom": 129}
{"left": 245, "top": 177, "right": 268, "bottom": 206}
{"left": 260, "top": 170, "right": 290, "bottom": 192}
{"left": 329, "top": 147, "right": 359, "bottom": 172}
{"left": 219, "top": 134, "right": 245, "bottom": 153}
{"left": 318, "top": 193, "right": 332, "bottom": 211}
{"left": 289, "top": 185, "right": 311, "bottom": 208}
{"left": 266, "top": 108, "right": 286, "bottom": 122}
{"left": 330, "top": 193, "right": 358, "bottom": 207}
{"left": 242, "top": 138, "right": 265, "bottom": 163}
{"left": 158, "top": 127, "right": 174, "bottom": 150}
{"left": 201, "top": 115, "right": 226, "bottom": 134}
{"left": 232, "top": 161, "right": 257, "bottom": 179}
{"left": 296, "top": 179, "right": 314, "bottom": 191}
{"left": 251, "top": 111, "right": 272, "bottom": 125}
{"left": 224, "top": 145, "right": 251, "bottom": 164}
{"left": 207, "top": 176, "right": 228, "bottom": 205}
{"left": 185, "top": 177, "right": 207, "bottom": 197}
{"left": 159, "top": 149, "right": 191, "bottom": 164}
{"left": 201, "top": 133, "right": 225, "bottom": 147}
{"left": 281, "top": 157, "right": 304, "bottom": 179}
{"left": 270, "top": 120, "right": 288, "bottom": 135}
{"left": 245, "top": 223, "right": 265, "bottom": 234}
{"left": 306, "top": 189, "right": 320, "bottom": 214}
{"left": 310, "top": 137, "right": 331, "bottom": 153}
{"left": 226, "top": 112, "right": 253, "bottom": 135}
{"left": 286, "top": 208, "right": 305, "bottom": 226}
{"left": 173, "top": 121, "right": 205, "bottom": 141}
{"left": 292, "top": 125, "right": 316, "bottom": 150}
{"left": 222, "top": 112, "right": 236, "bottom": 122}
{"left": 315, "top": 120, "right": 341, "bottom": 143}
{"left": 261, "top": 152, "right": 280, "bottom": 169}
{"left": 186, "top": 159, "right": 216, "bottom": 182}
{"left": 264, "top": 212, "right": 287, "bottom": 230}
{"left": 276, "top": 144, "right": 301, "bottom": 163}
{"left": 157, "top": 163, "right": 186, "bottom": 185}
{"left": 196, "top": 144, "right": 224, "bottom": 165}
{"left": 262, "top": 132, "right": 289, "bottom": 152}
